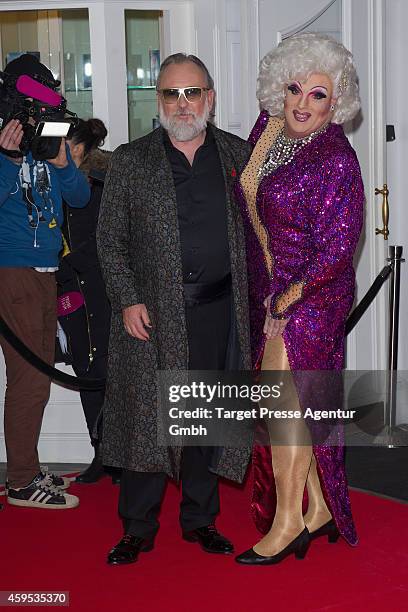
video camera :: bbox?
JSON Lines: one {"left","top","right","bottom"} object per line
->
{"left": 0, "top": 66, "right": 78, "bottom": 161}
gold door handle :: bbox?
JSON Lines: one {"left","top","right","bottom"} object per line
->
{"left": 375, "top": 183, "right": 389, "bottom": 240}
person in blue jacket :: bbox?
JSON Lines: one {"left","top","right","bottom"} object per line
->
{"left": 0, "top": 54, "right": 90, "bottom": 509}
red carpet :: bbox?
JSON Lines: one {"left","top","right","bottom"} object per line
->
{"left": 1, "top": 477, "right": 407, "bottom": 611}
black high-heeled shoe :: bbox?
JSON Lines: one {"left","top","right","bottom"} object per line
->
{"left": 235, "top": 527, "right": 310, "bottom": 565}
{"left": 309, "top": 519, "right": 340, "bottom": 543}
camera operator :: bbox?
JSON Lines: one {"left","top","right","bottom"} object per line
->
{"left": 0, "top": 54, "right": 90, "bottom": 509}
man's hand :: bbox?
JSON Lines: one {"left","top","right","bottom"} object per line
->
{"left": 263, "top": 295, "right": 289, "bottom": 339}
{"left": 123, "top": 304, "right": 152, "bottom": 341}
{"left": 47, "top": 138, "right": 68, "bottom": 168}
{"left": 0, "top": 119, "right": 23, "bottom": 163}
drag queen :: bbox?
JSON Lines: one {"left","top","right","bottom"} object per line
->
{"left": 235, "top": 33, "right": 364, "bottom": 564}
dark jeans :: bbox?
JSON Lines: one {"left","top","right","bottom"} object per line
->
{"left": 0, "top": 268, "right": 56, "bottom": 489}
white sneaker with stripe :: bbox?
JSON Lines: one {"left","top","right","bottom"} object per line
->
{"left": 7, "top": 474, "right": 79, "bottom": 509}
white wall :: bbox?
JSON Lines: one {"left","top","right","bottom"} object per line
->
{"left": 386, "top": 0, "right": 408, "bottom": 371}
{"left": 192, "top": 0, "right": 245, "bottom": 136}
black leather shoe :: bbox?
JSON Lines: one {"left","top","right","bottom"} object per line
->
{"left": 309, "top": 519, "right": 340, "bottom": 543}
{"left": 76, "top": 451, "right": 105, "bottom": 484}
{"left": 235, "top": 527, "right": 310, "bottom": 565}
{"left": 183, "top": 525, "right": 234, "bottom": 554}
{"left": 107, "top": 534, "right": 154, "bottom": 565}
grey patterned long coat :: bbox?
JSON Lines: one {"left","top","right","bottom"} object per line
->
{"left": 96, "top": 124, "right": 252, "bottom": 482}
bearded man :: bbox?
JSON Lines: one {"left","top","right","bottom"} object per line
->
{"left": 97, "top": 54, "right": 252, "bottom": 565}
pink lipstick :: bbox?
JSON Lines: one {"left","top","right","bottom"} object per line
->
{"left": 293, "top": 110, "right": 311, "bottom": 122}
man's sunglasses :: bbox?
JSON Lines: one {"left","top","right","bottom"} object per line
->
{"left": 157, "top": 86, "right": 210, "bottom": 104}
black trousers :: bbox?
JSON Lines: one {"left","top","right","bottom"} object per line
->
{"left": 73, "top": 356, "right": 107, "bottom": 443}
{"left": 119, "top": 292, "right": 232, "bottom": 538}
{"left": 59, "top": 307, "right": 107, "bottom": 442}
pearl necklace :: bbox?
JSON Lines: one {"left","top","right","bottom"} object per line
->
{"left": 257, "top": 123, "right": 330, "bottom": 184}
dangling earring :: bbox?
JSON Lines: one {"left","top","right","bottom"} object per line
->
{"left": 330, "top": 104, "right": 335, "bottom": 112}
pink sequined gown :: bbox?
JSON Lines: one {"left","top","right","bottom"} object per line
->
{"left": 235, "top": 111, "right": 364, "bottom": 545}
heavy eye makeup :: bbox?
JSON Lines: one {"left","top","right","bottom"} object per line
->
{"left": 287, "top": 83, "right": 301, "bottom": 95}
{"left": 287, "top": 83, "right": 328, "bottom": 100}
{"left": 309, "top": 88, "right": 327, "bottom": 100}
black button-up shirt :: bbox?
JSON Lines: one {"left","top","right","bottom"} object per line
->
{"left": 164, "top": 128, "right": 231, "bottom": 284}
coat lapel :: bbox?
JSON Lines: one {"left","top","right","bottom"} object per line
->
{"left": 210, "top": 125, "right": 238, "bottom": 201}
{"left": 211, "top": 125, "right": 252, "bottom": 369}
{"left": 143, "top": 128, "right": 185, "bottom": 290}
{"left": 136, "top": 128, "right": 188, "bottom": 371}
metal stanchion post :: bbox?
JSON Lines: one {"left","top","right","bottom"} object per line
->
{"left": 375, "top": 245, "right": 408, "bottom": 447}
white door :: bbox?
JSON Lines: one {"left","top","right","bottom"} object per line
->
{"left": 242, "top": 0, "right": 388, "bottom": 371}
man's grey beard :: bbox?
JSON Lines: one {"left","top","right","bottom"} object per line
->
{"left": 159, "top": 102, "right": 210, "bottom": 142}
